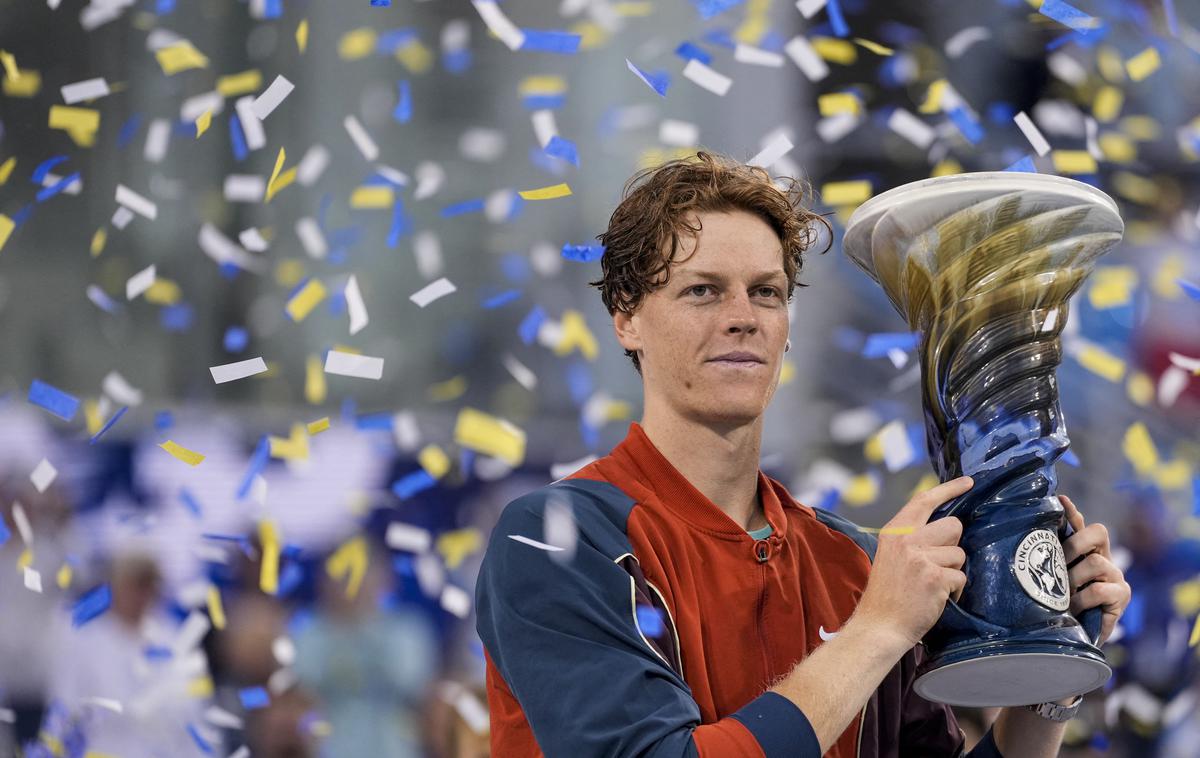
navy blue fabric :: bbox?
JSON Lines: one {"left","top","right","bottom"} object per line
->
{"left": 812, "top": 507, "right": 879, "bottom": 562}
{"left": 965, "top": 727, "right": 1003, "bottom": 757}
{"left": 730, "top": 691, "right": 820, "bottom": 757}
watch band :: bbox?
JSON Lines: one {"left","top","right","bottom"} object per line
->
{"left": 1026, "top": 695, "right": 1084, "bottom": 722}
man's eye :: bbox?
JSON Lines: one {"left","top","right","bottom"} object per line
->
{"left": 687, "top": 285, "right": 712, "bottom": 296}
{"left": 757, "top": 287, "right": 780, "bottom": 298}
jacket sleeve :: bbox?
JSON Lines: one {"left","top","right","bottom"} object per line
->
{"left": 475, "top": 490, "right": 820, "bottom": 758}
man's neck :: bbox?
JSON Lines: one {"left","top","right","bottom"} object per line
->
{"left": 639, "top": 406, "right": 766, "bottom": 531}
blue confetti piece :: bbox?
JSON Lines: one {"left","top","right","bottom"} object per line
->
{"left": 371, "top": 0, "right": 391, "bottom": 5}
{"left": 1193, "top": 476, "right": 1200, "bottom": 517}
{"left": 236, "top": 436, "right": 270, "bottom": 500}
{"left": 356, "top": 412, "right": 394, "bottom": 431}
{"left": 519, "top": 29, "right": 581, "bottom": 54}
{"left": 544, "top": 135, "right": 580, "bottom": 167}
{"left": 522, "top": 93, "right": 566, "bottom": 110}
{"left": 116, "top": 114, "right": 142, "bottom": 149}
{"left": 1177, "top": 279, "right": 1200, "bottom": 301}
{"left": 691, "top": 0, "right": 742, "bottom": 20}
{"left": 441, "top": 198, "right": 485, "bottom": 218}
{"left": 443, "top": 49, "right": 471, "bottom": 74}
{"left": 156, "top": 0, "right": 176, "bottom": 13}
{"left": 161, "top": 303, "right": 194, "bottom": 332}
{"left": 1004, "top": 155, "right": 1037, "bottom": 173}
{"left": 1039, "top": 0, "right": 1101, "bottom": 36}
{"left": 72, "top": 584, "right": 112, "bottom": 627}
{"left": 393, "top": 80, "right": 412, "bottom": 123}
{"left": 387, "top": 200, "right": 412, "bottom": 247}
{"left": 31, "top": 155, "right": 68, "bottom": 185}
{"left": 36, "top": 172, "right": 80, "bottom": 203}
{"left": 816, "top": 488, "right": 840, "bottom": 512}
{"left": 702, "top": 28, "right": 736, "bottom": 49}
{"left": 500, "top": 253, "right": 531, "bottom": 283}
{"left": 566, "top": 360, "right": 593, "bottom": 405}
{"left": 143, "top": 644, "right": 173, "bottom": 660}
{"left": 626, "top": 60, "right": 670, "bottom": 96}
{"left": 278, "top": 560, "right": 304, "bottom": 596}
{"left": 483, "top": 289, "right": 522, "bottom": 309}
{"left": 518, "top": 306, "right": 547, "bottom": 344}
{"left": 89, "top": 406, "right": 128, "bottom": 445}
{"left": 223, "top": 326, "right": 249, "bottom": 352}
{"left": 530, "top": 145, "right": 566, "bottom": 175}
{"left": 827, "top": 0, "right": 850, "bottom": 37}
{"left": 1164, "top": 0, "right": 1179, "bottom": 36}
{"left": 675, "top": 41, "right": 712, "bottom": 64}
{"left": 263, "top": 0, "right": 282, "bottom": 18}
{"left": 229, "top": 113, "right": 248, "bottom": 162}
{"left": 186, "top": 723, "right": 214, "bottom": 754}
{"left": 986, "top": 101, "right": 1016, "bottom": 125}
{"left": 328, "top": 291, "right": 347, "bottom": 317}
{"left": 155, "top": 410, "right": 174, "bottom": 431}
{"left": 1062, "top": 448, "right": 1080, "bottom": 467}
{"left": 179, "top": 487, "right": 203, "bottom": 518}
{"left": 947, "top": 106, "right": 984, "bottom": 144}
{"left": 636, "top": 606, "right": 665, "bottom": 636}
{"left": 861, "top": 331, "right": 920, "bottom": 358}
{"left": 0, "top": 517, "right": 9, "bottom": 547}
{"left": 562, "top": 243, "right": 605, "bottom": 262}
{"left": 28, "top": 379, "right": 80, "bottom": 422}
{"left": 392, "top": 470, "right": 437, "bottom": 500}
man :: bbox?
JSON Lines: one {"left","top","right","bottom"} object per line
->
{"left": 475, "top": 152, "right": 1131, "bottom": 757}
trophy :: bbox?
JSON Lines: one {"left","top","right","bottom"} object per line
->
{"left": 842, "top": 172, "right": 1124, "bottom": 707}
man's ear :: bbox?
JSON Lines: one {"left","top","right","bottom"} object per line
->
{"left": 612, "top": 309, "right": 641, "bottom": 354}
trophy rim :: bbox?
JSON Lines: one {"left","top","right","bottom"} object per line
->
{"left": 844, "top": 172, "right": 1121, "bottom": 234}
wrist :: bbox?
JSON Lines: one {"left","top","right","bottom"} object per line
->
{"left": 842, "top": 612, "right": 914, "bottom": 659}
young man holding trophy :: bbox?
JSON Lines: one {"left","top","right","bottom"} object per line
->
{"left": 476, "top": 153, "right": 1131, "bottom": 757}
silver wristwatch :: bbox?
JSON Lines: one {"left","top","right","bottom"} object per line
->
{"left": 1026, "top": 695, "right": 1083, "bottom": 722}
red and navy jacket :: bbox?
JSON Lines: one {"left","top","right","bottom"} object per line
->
{"left": 475, "top": 422, "right": 1003, "bottom": 757}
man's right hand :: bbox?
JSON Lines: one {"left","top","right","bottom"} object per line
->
{"left": 851, "top": 475, "right": 974, "bottom": 652}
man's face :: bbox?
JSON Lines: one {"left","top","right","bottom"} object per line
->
{"left": 613, "top": 210, "right": 791, "bottom": 427}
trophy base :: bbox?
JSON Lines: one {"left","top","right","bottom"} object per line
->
{"left": 914, "top": 632, "right": 1111, "bottom": 707}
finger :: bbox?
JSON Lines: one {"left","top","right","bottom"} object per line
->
{"left": 1097, "top": 612, "right": 1117, "bottom": 646}
{"left": 1068, "top": 580, "right": 1129, "bottom": 618}
{"left": 1063, "top": 522, "right": 1111, "bottom": 565}
{"left": 942, "top": 567, "right": 967, "bottom": 599}
{"left": 1068, "top": 552, "right": 1121, "bottom": 590}
{"left": 1060, "top": 494, "right": 1086, "bottom": 535}
{"left": 910, "top": 515, "right": 964, "bottom": 547}
{"left": 894, "top": 476, "right": 974, "bottom": 526}
{"left": 926, "top": 545, "right": 967, "bottom": 569}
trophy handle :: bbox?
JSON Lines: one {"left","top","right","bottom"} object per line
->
{"left": 1060, "top": 518, "right": 1106, "bottom": 646}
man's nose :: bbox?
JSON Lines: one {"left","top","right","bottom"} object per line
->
{"left": 723, "top": 293, "right": 758, "bottom": 334}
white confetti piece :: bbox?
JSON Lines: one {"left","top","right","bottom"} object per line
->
{"left": 386, "top": 522, "right": 432, "bottom": 553}
{"left": 734, "top": 44, "right": 784, "bottom": 67}
{"left": 471, "top": 0, "right": 525, "bottom": 50}
{"left": 830, "top": 407, "right": 882, "bottom": 443}
{"left": 531, "top": 110, "right": 557, "bottom": 148}
{"left": 324, "top": 350, "right": 384, "bottom": 380}
{"left": 1014, "top": 110, "right": 1051, "bottom": 156}
{"left": 61, "top": 77, "right": 110, "bottom": 104}
{"left": 1158, "top": 366, "right": 1190, "bottom": 407}
{"left": 115, "top": 184, "right": 157, "bottom": 220}
{"left": 41, "top": 173, "right": 81, "bottom": 195}
{"left": 173, "top": 611, "right": 211, "bottom": 656}
{"left": 199, "top": 224, "right": 264, "bottom": 272}
{"left": 1047, "top": 52, "right": 1087, "bottom": 85}
{"left": 0, "top": 708, "right": 13, "bottom": 723}
{"left": 24, "top": 568, "right": 42, "bottom": 593}
{"left": 1168, "top": 352, "right": 1200, "bottom": 372}
{"left": 508, "top": 534, "right": 564, "bottom": 551}
{"left": 446, "top": 684, "right": 489, "bottom": 735}
{"left": 485, "top": 189, "right": 519, "bottom": 222}
{"left": 944, "top": 26, "right": 991, "bottom": 59}
{"left": 879, "top": 420, "right": 915, "bottom": 472}
{"left": 111, "top": 205, "right": 135, "bottom": 230}
{"left": 659, "top": 119, "right": 699, "bottom": 147}
{"left": 126, "top": 264, "right": 156, "bottom": 300}
{"left": 410, "top": 277, "right": 457, "bottom": 307}
{"left": 441, "top": 585, "right": 472, "bottom": 618}
{"left": 502, "top": 354, "right": 538, "bottom": 391}
{"left": 103, "top": 371, "right": 143, "bottom": 406}
{"left": 1084, "top": 115, "right": 1102, "bottom": 159}
{"left": 414, "top": 231, "right": 444, "bottom": 278}
{"left": 251, "top": 75, "right": 294, "bottom": 120}
{"left": 414, "top": 161, "right": 445, "bottom": 200}
{"left": 442, "top": 18, "right": 470, "bottom": 53}
{"left": 682, "top": 59, "right": 732, "bottom": 96}
{"left": 748, "top": 132, "right": 794, "bottom": 168}
{"left": 204, "top": 706, "right": 243, "bottom": 730}
{"left": 887, "top": 108, "right": 936, "bottom": 149}
{"left": 795, "top": 0, "right": 827, "bottom": 17}
{"left": 296, "top": 144, "right": 330, "bottom": 186}
{"left": 223, "top": 175, "right": 266, "bottom": 202}
{"left": 343, "top": 115, "right": 379, "bottom": 161}
{"left": 82, "top": 697, "right": 124, "bottom": 714}
{"left": 228, "top": 747, "right": 251, "bottom": 758}
{"left": 459, "top": 128, "right": 506, "bottom": 162}
{"left": 550, "top": 454, "right": 597, "bottom": 481}
{"left": 295, "top": 217, "right": 327, "bottom": 259}
{"left": 11, "top": 503, "right": 31, "bottom": 545}
{"left": 234, "top": 96, "right": 266, "bottom": 150}
{"left": 30, "top": 458, "right": 57, "bottom": 493}
{"left": 144, "top": 118, "right": 171, "bottom": 163}
{"left": 544, "top": 495, "right": 578, "bottom": 561}
{"left": 181, "top": 90, "right": 222, "bottom": 123}
{"left": 345, "top": 275, "right": 368, "bottom": 335}
{"left": 87, "top": 285, "right": 120, "bottom": 313}
{"left": 209, "top": 357, "right": 268, "bottom": 384}
{"left": 784, "top": 36, "right": 829, "bottom": 82}
{"left": 816, "top": 113, "right": 861, "bottom": 142}
{"left": 272, "top": 636, "right": 295, "bottom": 667}
{"left": 373, "top": 164, "right": 409, "bottom": 186}
{"left": 238, "top": 228, "right": 268, "bottom": 251}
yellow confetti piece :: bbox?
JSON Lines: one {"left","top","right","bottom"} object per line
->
{"left": 1088, "top": 266, "right": 1138, "bottom": 309}
{"left": 821, "top": 180, "right": 873, "bottom": 206}
{"left": 48, "top": 105, "right": 100, "bottom": 138}
{"left": 842, "top": 473, "right": 879, "bottom": 507}
{"left": 1155, "top": 459, "right": 1191, "bottom": 490}
{"left": 326, "top": 536, "right": 367, "bottom": 599}
{"left": 853, "top": 38, "right": 894, "bottom": 55}
{"left": 0, "top": 157, "right": 15, "bottom": 184}
{"left": 1, "top": 69, "right": 40, "bottom": 97}
{"left": 428, "top": 375, "right": 468, "bottom": 402}
{"left": 56, "top": 563, "right": 72, "bottom": 590}
{"left": 274, "top": 258, "right": 306, "bottom": 288}
{"left": 187, "top": 676, "right": 214, "bottom": 698}
{"left": 160, "top": 440, "right": 206, "bottom": 467}
{"left": 437, "top": 528, "right": 484, "bottom": 570}
{"left": 259, "top": 520, "right": 280, "bottom": 595}
{"left": 17, "top": 549, "right": 32, "bottom": 572}
{"left": 605, "top": 399, "right": 633, "bottom": 422}
{"left": 265, "top": 147, "right": 296, "bottom": 203}
{"left": 909, "top": 473, "right": 941, "bottom": 500}
{"left": 554, "top": 309, "right": 599, "bottom": 360}
{"left": 919, "top": 79, "right": 947, "bottom": 114}
{"left": 1111, "top": 171, "right": 1158, "bottom": 204}
{"left": 1093, "top": 86, "right": 1123, "bottom": 123}
{"left": 1152, "top": 255, "right": 1185, "bottom": 299}
{"left": 817, "top": 92, "right": 861, "bottom": 117}
{"left": 519, "top": 183, "right": 573, "bottom": 200}
{"left": 1126, "top": 371, "right": 1154, "bottom": 407}
{"left": 1176, "top": 580, "right": 1200, "bottom": 617}
{"left": 1097, "top": 46, "right": 1126, "bottom": 82}
{"left": 0, "top": 214, "right": 13, "bottom": 252}
{"left": 396, "top": 39, "right": 433, "bottom": 74}
{"left": 1125, "top": 47, "right": 1161, "bottom": 82}
{"left": 1098, "top": 132, "right": 1136, "bottom": 163}
{"left": 734, "top": 16, "right": 768, "bottom": 46}
{"left": 931, "top": 158, "right": 963, "bottom": 177}
{"left": 0, "top": 50, "right": 17, "bottom": 81}
{"left": 90, "top": 227, "right": 106, "bottom": 257}
{"left": 215, "top": 69, "right": 262, "bottom": 97}
{"left": 779, "top": 360, "right": 796, "bottom": 386}
{"left": 1119, "top": 115, "right": 1160, "bottom": 141}
{"left": 145, "top": 279, "right": 182, "bottom": 305}
{"left": 207, "top": 586, "right": 226, "bottom": 630}
{"left": 1051, "top": 150, "right": 1098, "bottom": 175}
{"left": 297, "top": 19, "right": 309, "bottom": 53}
{"left": 285, "top": 278, "right": 327, "bottom": 322}
{"left": 194, "top": 109, "right": 212, "bottom": 138}
{"left": 613, "top": 1, "right": 653, "bottom": 16}
{"left": 811, "top": 36, "right": 857, "bottom": 65}
{"left": 339, "top": 28, "right": 377, "bottom": 60}
{"left": 570, "top": 20, "right": 610, "bottom": 50}
{"left": 454, "top": 407, "right": 527, "bottom": 467}
{"left": 1122, "top": 422, "right": 1158, "bottom": 476}
{"left": 84, "top": 400, "right": 103, "bottom": 436}
{"left": 1191, "top": 614, "right": 1200, "bottom": 648}
{"left": 349, "top": 186, "right": 394, "bottom": 209}
{"left": 518, "top": 75, "right": 567, "bottom": 96}
{"left": 860, "top": 525, "right": 916, "bottom": 535}
{"left": 269, "top": 423, "right": 310, "bottom": 461}
{"left": 331, "top": 343, "right": 362, "bottom": 355}
{"left": 419, "top": 445, "right": 452, "bottom": 479}
{"left": 305, "top": 356, "right": 327, "bottom": 404}
{"left": 39, "top": 732, "right": 63, "bottom": 757}
{"left": 1076, "top": 344, "right": 1126, "bottom": 383}
{"left": 864, "top": 432, "right": 884, "bottom": 463}
{"left": 307, "top": 417, "right": 330, "bottom": 435}
{"left": 155, "top": 41, "right": 210, "bottom": 75}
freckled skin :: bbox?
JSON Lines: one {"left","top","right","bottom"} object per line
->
{"left": 612, "top": 210, "right": 791, "bottom": 430}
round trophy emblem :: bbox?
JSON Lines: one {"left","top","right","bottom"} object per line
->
{"left": 1013, "top": 529, "right": 1070, "bottom": 611}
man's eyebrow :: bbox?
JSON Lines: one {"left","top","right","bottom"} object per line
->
{"left": 678, "top": 270, "right": 788, "bottom": 282}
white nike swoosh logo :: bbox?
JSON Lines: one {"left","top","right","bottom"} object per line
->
{"left": 818, "top": 626, "right": 839, "bottom": 641}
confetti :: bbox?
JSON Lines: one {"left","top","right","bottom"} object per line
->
{"left": 239, "top": 687, "right": 269, "bottom": 710}
{"left": 155, "top": 41, "right": 210, "bottom": 74}
{"left": 472, "top": 0, "right": 526, "bottom": 51}
{"left": 285, "top": 278, "right": 327, "bottom": 322}
{"left": 324, "top": 350, "right": 384, "bottom": 380}
{"left": 306, "top": 417, "right": 330, "bottom": 435}
{"left": 161, "top": 440, "right": 206, "bottom": 466}
{"left": 207, "top": 586, "right": 226, "bottom": 630}
{"left": 387, "top": 522, "right": 432, "bottom": 553}
{"left": 682, "top": 59, "right": 732, "bottom": 95}
{"left": 60, "top": 77, "right": 110, "bottom": 104}
{"left": 72, "top": 584, "right": 112, "bottom": 627}
{"left": 115, "top": 184, "right": 158, "bottom": 220}
{"left": 0, "top": 215, "right": 13, "bottom": 252}
{"left": 30, "top": 458, "right": 57, "bottom": 493}
{"left": 734, "top": 44, "right": 783, "bottom": 67}
{"left": 783, "top": 36, "right": 829, "bottom": 82}
{"left": 625, "top": 59, "right": 669, "bottom": 96}
{"left": 251, "top": 75, "right": 294, "bottom": 120}
{"left": 1038, "top": 0, "right": 1101, "bottom": 36}
{"left": 748, "top": 133, "right": 793, "bottom": 168}
{"left": 234, "top": 97, "right": 266, "bottom": 150}
{"left": 945, "top": 26, "right": 990, "bottom": 59}
{"left": 210, "top": 357, "right": 269, "bottom": 384}
{"left": 519, "top": 183, "right": 572, "bottom": 200}
{"left": 295, "top": 217, "right": 328, "bottom": 259}
{"left": 453, "top": 407, "right": 526, "bottom": 466}
{"left": 345, "top": 275, "right": 368, "bottom": 335}
{"left": 1013, "top": 110, "right": 1051, "bottom": 156}
{"left": 821, "top": 180, "right": 872, "bottom": 206}
{"left": 818, "top": 92, "right": 861, "bottom": 117}
{"left": 195, "top": 109, "right": 212, "bottom": 138}
{"left": 343, "top": 115, "right": 379, "bottom": 161}
{"left": 326, "top": 536, "right": 368, "bottom": 598}
{"left": 216, "top": 70, "right": 263, "bottom": 97}
{"left": 126, "top": 264, "right": 156, "bottom": 300}
{"left": 28, "top": 379, "right": 80, "bottom": 421}
{"left": 89, "top": 406, "right": 128, "bottom": 444}
{"left": 1052, "top": 150, "right": 1098, "bottom": 175}
{"left": 1122, "top": 422, "right": 1158, "bottom": 476}
{"left": 410, "top": 277, "right": 457, "bottom": 307}
{"left": 259, "top": 521, "right": 280, "bottom": 595}
{"left": 887, "top": 108, "right": 935, "bottom": 149}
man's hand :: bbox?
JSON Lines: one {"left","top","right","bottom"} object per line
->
{"left": 1060, "top": 494, "right": 1131, "bottom": 645}
{"left": 850, "top": 476, "right": 974, "bottom": 651}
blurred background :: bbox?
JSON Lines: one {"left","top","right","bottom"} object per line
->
{"left": 0, "top": 0, "right": 1198, "bottom": 755}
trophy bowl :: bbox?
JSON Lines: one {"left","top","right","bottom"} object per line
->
{"left": 842, "top": 172, "right": 1124, "bottom": 707}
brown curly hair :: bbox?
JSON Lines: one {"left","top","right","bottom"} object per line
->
{"left": 589, "top": 151, "right": 831, "bottom": 374}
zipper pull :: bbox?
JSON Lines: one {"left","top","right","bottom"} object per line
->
{"left": 754, "top": 539, "right": 770, "bottom": 563}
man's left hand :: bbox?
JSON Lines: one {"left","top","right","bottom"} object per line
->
{"left": 1059, "top": 494, "right": 1131, "bottom": 646}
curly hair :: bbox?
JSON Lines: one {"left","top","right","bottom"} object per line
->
{"left": 589, "top": 151, "right": 831, "bottom": 374}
